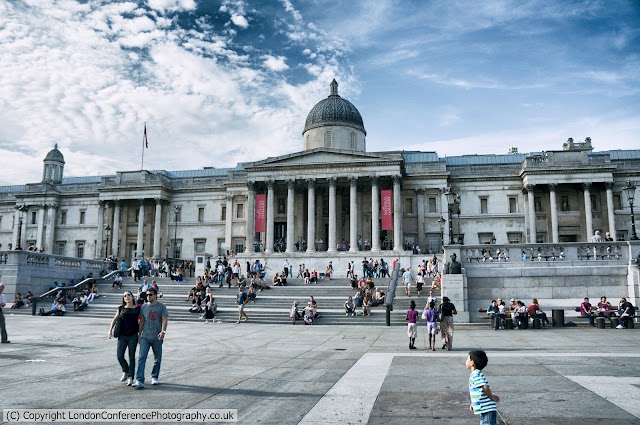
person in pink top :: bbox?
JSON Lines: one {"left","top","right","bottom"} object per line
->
{"left": 406, "top": 300, "right": 419, "bottom": 350}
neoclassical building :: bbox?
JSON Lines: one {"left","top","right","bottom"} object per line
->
{"left": 1, "top": 80, "right": 639, "bottom": 262}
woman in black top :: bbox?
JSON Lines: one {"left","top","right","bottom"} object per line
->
{"left": 108, "top": 291, "right": 140, "bottom": 386}
{"left": 438, "top": 296, "right": 457, "bottom": 351}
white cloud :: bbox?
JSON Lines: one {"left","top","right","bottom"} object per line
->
{"left": 262, "top": 55, "right": 289, "bottom": 72}
{"left": 230, "top": 14, "right": 249, "bottom": 28}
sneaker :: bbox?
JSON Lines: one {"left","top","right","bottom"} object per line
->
{"left": 242, "top": 318, "right": 248, "bottom": 322}
{"left": 120, "top": 372, "right": 128, "bottom": 382}
{"left": 235, "top": 320, "right": 240, "bottom": 324}
{"left": 151, "top": 378, "right": 159, "bottom": 385}
{"left": 616, "top": 325, "right": 624, "bottom": 329}
{"left": 131, "top": 380, "right": 144, "bottom": 388}
{"left": 127, "top": 378, "right": 133, "bottom": 386}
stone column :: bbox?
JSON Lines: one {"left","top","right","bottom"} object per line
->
{"left": 371, "top": 177, "right": 380, "bottom": 252}
{"left": 136, "top": 200, "right": 145, "bottom": 258}
{"left": 265, "top": 180, "right": 275, "bottom": 254}
{"left": 153, "top": 198, "right": 163, "bottom": 259}
{"left": 286, "top": 180, "right": 295, "bottom": 253}
{"left": 36, "top": 205, "right": 46, "bottom": 250}
{"left": 549, "top": 184, "right": 559, "bottom": 243}
{"left": 416, "top": 188, "right": 426, "bottom": 251}
{"left": 306, "top": 179, "right": 316, "bottom": 252}
{"left": 20, "top": 209, "right": 27, "bottom": 249}
{"left": 583, "top": 183, "right": 593, "bottom": 241}
{"left": 111, "top": 201, "right": 121, "bottom": 257}
{"left": 96, "top": 201, "right": 105, "bottom": 258}
{"left": 11, "top": 208, "right": 20, "bottom": 248}
{"left": 46, "top": 204, "right": 57, "bottom": 254}
{"left": 349, "top": 177, "right": 358, "bottom": 251}
{"left": 327, "top": 178, "right": 337, "bottom": 252}
{"left": 393, "top": 175, "right": 403, "bottom": 251}
{"left": 245, "top": 182, "right": 255, "bottom": 253}
{"left": 225, "top": 193, "right": 233, "bottom": 253}
{"left": 605, "top": 182, "right": 616, "bottom": 240}
{"left": 526, "top": 185, "right": 536, "bottom": 243}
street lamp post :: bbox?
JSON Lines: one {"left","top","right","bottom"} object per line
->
{"left": 437, "top": 216, "right": 446, "bottom": 251}
{"left": 173, "top": 206, "right": 179, "bottom": 267}
{"left": 15, "top": 205, "right": 28, "bottom": 250}
{"left": 165, "top": 242, "right": 170, "bottom": 261}
{"left": 104, "top": 224, "right": 111, "bottom": 258}
{"left": 444, "top": 188, "right": 456, "bottom": 244}
{"left": 623, "top": 180, "right": 638, "bottom": 240}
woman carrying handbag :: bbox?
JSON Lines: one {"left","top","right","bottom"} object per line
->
{"left": 108, "top": 291, "right": 140, "bottom": 386}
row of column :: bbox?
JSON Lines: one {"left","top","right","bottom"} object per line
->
{"left": 525, "top": 182, "right": 616, "bottom": 243}
{"left": 244, "top": 176, "right": 403, "bottom": 254}
{"left": 11, "top": 204, "right": 58, "bottom": 253}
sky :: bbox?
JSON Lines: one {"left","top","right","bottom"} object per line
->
{"left": 1, "top": 0, "right": 639, "bottom": 185}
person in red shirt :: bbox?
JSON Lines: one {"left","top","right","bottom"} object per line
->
{"left": 527, "top": 298, "right": 550, "bottom": 328}
{"left": 580, "top": 297, "right": 595, "bottom": 327}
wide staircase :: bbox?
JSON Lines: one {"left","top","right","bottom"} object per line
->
{"left": 18, "top": 274, "right": 440, "bottom": 326}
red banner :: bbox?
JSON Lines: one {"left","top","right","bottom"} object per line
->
{"left": 255, "top": 194, "right": 266, "bottom": 233}
{"left": 381, "top": 189, "right": 393, "bottom": 231}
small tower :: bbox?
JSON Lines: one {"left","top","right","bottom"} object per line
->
{"left": 42, "top": 144, "right": 65, "bottom": 184}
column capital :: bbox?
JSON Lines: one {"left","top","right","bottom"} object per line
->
{"left": 46, "top": 203, "right": 59, "bottom": 209}
{"left": 605, "top": 181, "right": 615, "bottom": 190}
{"left": 266, "top": 180, "right": 275, "bottom": 190}
{"left": 226, "top": 193, "right": 233, "bottom": 202}
{"left": 415, "top": 188, "right": 425, "bottom": 195}
{"left": 583, "top": 182, "right": 592, "bottom": 191}
{"left": 370, "top": 176, "right": 379, "bottom": 185}
{"left": 306, "top": 178, "right": 316, "bottom": 188}
{"left": 548, "top": 183, "right": 558, "bottom": 191}
{"left": 328, "top": 177, "right": 337, "bottom": 187}
{"left": 392, "top": 175, "right": 402, "bottom": 184}
{"left": 287, "top": 179, "right": 295, "bottom": 189}
{"left": 139, "top": 198, "right": 146, "bottom": 206}
{"left": 247, "top": 181, "right": 255, "bottom": 191}
{"left": 113, "top": 200, "right": 121, "bottom": 207}
{"left": 525, "top": 184, "right": 535, "bottom": 192}
{"left": 99, "top": 200, "right": 107, "bottom": 207}
{"left": 349, "top": 176, "right": 358, "bottom": 186}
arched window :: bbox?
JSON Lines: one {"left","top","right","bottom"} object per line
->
{"left": 324, "top": 130, "right": 332, "bottom": 148}
{"left": 350, "top": 132, "right": 356, "bottom": 150}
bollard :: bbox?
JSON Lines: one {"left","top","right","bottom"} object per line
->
{"left": 386, "top": 306, "right": 391, "bottom": 327}
{"left": 551, "top": 309, "right": 564, "bottom": 327}
{"left": 596, "top": 317, "right": 606, "bottom": 329}
{"left": 32, "top": 299, "right": 37, "bottom": 316}
{"left": 627, "top": 319, "right": 635, "bottom": 329}
{"left": 533, "top": 318, "right": 542, "bottom": 329}
{"left": 610, "top": 317, "right": 619, "bottom": 329}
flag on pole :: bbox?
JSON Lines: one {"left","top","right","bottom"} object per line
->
{"left": 144, "top": 124, "right": 148, "bottom": 148}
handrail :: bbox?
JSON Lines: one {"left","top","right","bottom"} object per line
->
{"left": 383, "top": 262, "right": 401, "bottom": 326}
{"left": 32, "top": 269, "right": 123, "bottom": 315}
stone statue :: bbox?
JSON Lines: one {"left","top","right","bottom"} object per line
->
{"left": 446, "top": 253, "right": 461, "bottom": 274}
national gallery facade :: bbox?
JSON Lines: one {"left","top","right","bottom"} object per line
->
{"left": 1, "top": 80, "right": 639, "bottom": 263}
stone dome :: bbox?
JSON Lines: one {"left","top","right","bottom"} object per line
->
{"left": 44, "top": 144, "right": 65, "bottom": 164}
{"left": 303, "top": 80, "right": 366, "bottom": 135}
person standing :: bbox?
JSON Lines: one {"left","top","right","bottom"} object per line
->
{"left": 402, "top": 267, "right": 414, "bottom": 297}
{"left": 424, "top": 301, "right": 438, "bottom": 351}
{"left": 439, "top": 296, "right": 457, "bottom": 350}
{"left": 0, "top": 283, "right": 9, "bottom": 343}
{"left": 466, "top": 350, "right": 499, "bottom": 425}
{"left": 132, "top": 288, "right": 168, "bottom": 389}
{"left": 108, "top": 291, "right": 140, "bottom": 385}
{"left": 235, "top": 286, "right": 248, "bottom": 324}
{"left": 406, "top": 300, "right": 418, "bottom": 350}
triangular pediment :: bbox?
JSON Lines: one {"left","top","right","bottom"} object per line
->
{"left": 245, "top": 148, "right": 401, "bottom": 170}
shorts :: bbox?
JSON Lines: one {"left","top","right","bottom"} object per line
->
{"left": 407, "top": 323, "right": 417, "bottom": 338}
{"left": 426, "top": 322, "right": 437, "bottom": 335}
{"left": 405, "top": 281, "right": 412, "bottom": 288}
{"left": 238, "top": 304, "right": 245, "bottom": 311}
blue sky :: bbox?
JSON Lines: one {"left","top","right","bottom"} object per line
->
{"left": 0, "top": 0, "right": 638, "bottom": 185}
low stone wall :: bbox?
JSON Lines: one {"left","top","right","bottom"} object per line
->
{"left": 0, "top": 251, "right": 110, "bottom": 300}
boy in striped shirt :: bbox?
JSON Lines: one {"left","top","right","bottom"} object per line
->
{"left": 466, "top": 350, "right": 500, "bottom": 425}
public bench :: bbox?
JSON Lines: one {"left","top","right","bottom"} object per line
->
{"left": 573, "top": 307, "right": 636, "bottom": 329}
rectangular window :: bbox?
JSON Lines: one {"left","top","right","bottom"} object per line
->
{"left": 404, "top": 198, "right": 414, "bottom": 214}
{"left": 507, "top": 232, "right": 522, "bottom": 244}
{"left": 278, "top": 197, "right": 286, "bottom": 214}
{"left": 560, "top": 196, "right": 569, "bottom": 212}
{"left": 135, "top": 209, "right": 140, "bottom": 223}
{"left": 591, "top": 195, "right": 598, "bottom": 212}
{"left": 198, "top": 207, "right": 205, "bottom": 223}
{"left": 221, "top": 206, "right": 226, "bottom": 221}
{"left": 79, "top": 210, "right": 86, "bottom": 225}
{"left": 172, "top": 239, "right": 182, "bottom": 259}
{"left": 194, "top": 239, "right": 206, "bottom": 254}
{"left": 534, "top": 197, "right": 542, "bottom": 212}
{"left": 509, "top": 197, "right": 517, "bottom": 213}
{"left": 31, "top": 211, "right": 37, "bottom": 225}
{"left": 60, "top": 211, "right": 67, "bottom": 225}
{"left": 56, "top": 242, "right": 66, "bottom": 256}
{"left": 478, "top": 232, "right": 493, "bottom": 244}
{"left": 613, "top": 194, "right": 621, "bottom": 210}
{"left": 234, "top": 238, "right": 245, "bottom": 254}
{"left": 480, "top": 198, "right": 488, "bottom": 214}
{"left": 616, "top": 231, "right": 627, "bottom": 241}
{"left": 236, "top": 204, "right": 245, "bottom": 219}
{"left": 428, "top": 197, "right": 437, "bottom": 213}
{"left": 75, "top": 241, "right": 85, "bottom": 258}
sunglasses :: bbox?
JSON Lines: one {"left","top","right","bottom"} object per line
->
{"left": 146, "top": 293, "right": 155, "bottom": 296}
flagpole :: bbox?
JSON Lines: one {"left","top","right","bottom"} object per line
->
{"left": 141, "top": 122, "right": 146, "bottom": 170}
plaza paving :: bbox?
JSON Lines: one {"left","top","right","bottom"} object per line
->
{"left": 0, "top": 313, "right": 639, "bottom": 425}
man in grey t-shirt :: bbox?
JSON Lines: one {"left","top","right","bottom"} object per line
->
{"left": 133, "top": 288, "right": 168, "bottom": 388}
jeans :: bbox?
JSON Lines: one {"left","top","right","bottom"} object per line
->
{"left": 117, "top": 334, "right": 138, "bottom": 378}
{"left": 581, "top": 312, "right": 595, "bottom": 326}
{"left": 136, "top": 337, "right": 163, "bottom": 383}
{"left": 480, "top": 410, "right": 496, "bottom": 425}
